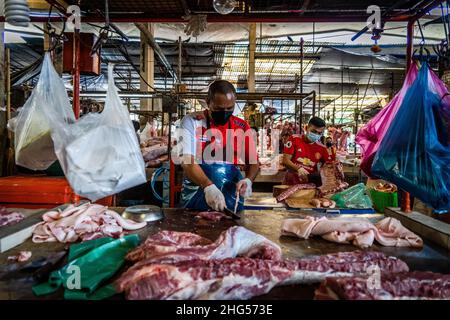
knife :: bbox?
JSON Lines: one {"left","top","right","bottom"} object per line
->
{"left": 222, "top": 206, "right": 241, "bottom": 220}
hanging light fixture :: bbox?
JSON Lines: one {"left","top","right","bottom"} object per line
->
{"left": 213, "top": 0, "right": 236, "bottom": 15}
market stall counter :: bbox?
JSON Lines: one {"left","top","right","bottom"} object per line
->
{"left": 1, "top": 206, "right": 449, "bottom": 300}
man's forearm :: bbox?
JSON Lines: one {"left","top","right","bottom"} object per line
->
{"left": 181, "top": 162, "right": 212, "bottom": 189}
{"left": 283, "top": 154, "right": 300, "bottom": 172}
{"left": 245, "top": 163, "right": 260, "bottom": 182}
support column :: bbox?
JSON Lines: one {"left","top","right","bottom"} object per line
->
{"left": 43, "top": 24, "right": 51, "bottom": 51}
{"left": 406, "top": 20, "right": 414, "bottom": 72}
{"left": 140, "top": 23, "right": 155, "bottom": 111}
{"left": 248, "top": 23, "right": 256, "bottom": 92}
{"left": 403, "top": 19, "right": 415, "bottom": 214}
{"left": 72, "top": 30, "right": 80, "bottom": 119}
{"left": 0, "top": 6, "right": 6, "bottom": 176}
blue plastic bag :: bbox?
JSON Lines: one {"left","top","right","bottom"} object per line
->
{"left": 372, "top": 63, "right": 450, "bottom": 211}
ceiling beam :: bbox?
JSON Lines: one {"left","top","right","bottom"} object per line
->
{"left": 14, "top": 10, "right": 420, "bottom": 23}
{"left": 44, "top": 0, "right": 69, "bottom": 14}
{"left": 135, "top": 22, "right": 178, "bottom": 81}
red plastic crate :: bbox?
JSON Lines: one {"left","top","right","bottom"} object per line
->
{"left": 0, "top": 176, "right": 115, "bottom": 208}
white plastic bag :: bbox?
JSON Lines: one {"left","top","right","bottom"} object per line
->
{"left": 51, "top": 64, "right": 146, "bottom": 201}
{"left": 11, "top": 53, "right": 75, "bottom": 170}
{"left": 139, "top": 121, "right": 153, "bottom": 143}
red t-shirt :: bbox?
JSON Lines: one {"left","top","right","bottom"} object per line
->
{"left": 283, "top": 134, "right": 332, "bottom": 173}
{"left": 195, "top": 110, "right": 258, "bottom": 165}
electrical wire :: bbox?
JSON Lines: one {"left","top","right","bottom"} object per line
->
{"left": 111, "top": 40, "right": 158, "bottom": 92}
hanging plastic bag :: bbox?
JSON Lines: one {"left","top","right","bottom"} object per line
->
{"left": 10, "top": 53, "right": 75, "bottom": 170}
{"left": 32, "top": 234, "right": 140, "bottom": 300}
{"left": 331, "top": 183, "right": 373, "bottom": 209}
{"left": 372, "top": 63, "right": 450, "bottom": 211}
{"left": 356, "top": 64, "right": 418, "bottom": 178}
{"left": 51, "top": 64, "right": 147, "bottom": 201}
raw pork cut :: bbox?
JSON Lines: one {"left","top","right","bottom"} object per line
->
{"left": 281, "top": 216, "right": 422, "bottom": 248}
{"left": 116, "top": 251, "right": 409, "bottom": 300}
{"left": 125, "top": 230, "right": 212, "bottom": 262}
{"left": 276, "top": 184, "right": 316, "bottom": 202}
{"left": 145, "top": 154, "right": 169, "bottom": 168}
{"left": 126, "top": 226, "right": 282, "bottom": 264}
{"left": 318, "top": 162, "right": 349, "bottom": 196}
{"left": 32, "top": 203, "right": 146, "bottom": 243}
{"left": 140, "top": 137, "right": 169, "bottom": 168}
{"left": 0, "top": 207, "right": 25, "bottom": 227}
{"left": 7, "top": 251, "right": 32, "bottom": 262}
{"left": 315, "top": 271, "right": 450, "bottom": 300}
{"left": 310, "top": 198, "right": 336, "bottom": 208}
{"left": 195, "top": 211, "right": 231, "bottom": 222}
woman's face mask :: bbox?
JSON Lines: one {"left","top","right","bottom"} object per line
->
{"left": 326, "top": 141, "right": 333, "bottom": 148}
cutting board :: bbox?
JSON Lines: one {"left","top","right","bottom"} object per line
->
{"left": 284, "top": 198, "right": 314, "bottom": 209}
{"left": 244, "top": 193, "right": 286, "bottom": 208}
{"left": 0, "top": 208, "right": 45, "bottom": 253}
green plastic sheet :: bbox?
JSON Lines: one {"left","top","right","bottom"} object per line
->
{"left": 32, "top": 234, "right": 140, "bottom": 300}
{"left": 331, "top": 183, "right": 373, "bottom": 209}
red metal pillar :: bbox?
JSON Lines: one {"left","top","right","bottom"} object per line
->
{"left": 403, "top": 20, "right": 415, "bottom": 213}
{"left": 169, "top": 160, "right": 176, "bottom": 207}
{"left": 73, "top": 30, "right": 81, "bottom": 119}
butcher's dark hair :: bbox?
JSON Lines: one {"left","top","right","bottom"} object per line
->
{"left": 207, "top": 80, "right": 236, "bottom": 102}
{"left": 132, "top": 120, "right": 140, "bottom": 132}
{"left": 308, "top": 116, "right": 326, "bottom": 128}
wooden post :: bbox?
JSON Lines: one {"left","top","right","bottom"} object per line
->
{"left": 140, "top": 23, "right": 155, "bottom": 111}
{"left": 248, "top": 23, "right": 256, "bottom": 92}
{"left": 43, "top": 24, "right": 51, "bottom": 51}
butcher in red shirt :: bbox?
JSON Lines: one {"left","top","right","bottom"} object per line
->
{"left": 178, "top": 80, "right": 259, "bottom": 212}
{"left": 282, "top": 117, "right": 333, "bottom": 185}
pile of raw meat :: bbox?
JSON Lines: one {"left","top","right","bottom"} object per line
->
{"left": 125, "top": 226, "right": 282, "bottom": 263}
{"left": 328, "top": 127, "right": 351, "bottom": 152}
{"left": 32, "top": 203, "right": 147, "bottom": 243}
{"left": 275, "top": 183, "right": 316, "bottom": 202}
{"left": 140, "top": 136, "right": 169, "bottom": 168}
{"left": 315, "top": 271, "right": 450, "bottom": 300}
{"left": 318, "top": 162, "right": 349, "bottom": 196}
{"left": 281, "top": 216, "right": 423, "bottom": 248}
{"left": 274, "top": 163, "right": 351, "bottom": 205}
{"left": 115, "top": 226, "right": 413, "bottom": 300}
{"left": 0, "top": 206, "right": 25, "bottom": 228}
{"left": 309, "top": 198, "right": 337, "bottom": 208}
{"left": 259, "top": 155, "right": 285, "bottom": 172}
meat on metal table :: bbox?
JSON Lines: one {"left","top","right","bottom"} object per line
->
{"left": 0, "top": 207, "right": 449, "bottom": 300}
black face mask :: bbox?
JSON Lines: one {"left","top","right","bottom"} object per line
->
{"left": 326, "top": 142, "right": 333, "bottom": 148}
{"left": 210, "top": 110, "right": 233, "bottom": 126}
